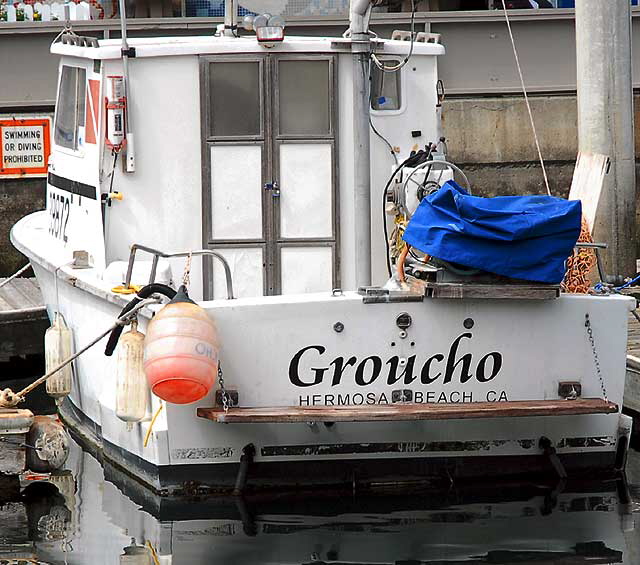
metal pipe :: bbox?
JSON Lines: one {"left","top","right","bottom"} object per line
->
{"left": 575, "top": 0, "right": 636, "bottom": 277}
{"left": 118, "top": 0, "right": 136, "bottom": 172}
{"left": 124, "top": 244, "right": 235, "bottom": 299}
{"left": 233, "top": 444, "right": 255, "bottom": 495}
{"left": 349, "top": 0, "right": 374, "bottom": 288}
{"left": 223, "top": 0, "right": 236, "bottom": 37}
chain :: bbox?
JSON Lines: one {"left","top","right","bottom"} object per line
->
{"left": 218, "top": 363, "right": 230, "bottom": 413}
{"left": 585, "top": 313, "right": 608, "bottom": 402}
{"left": 182, "top": 252, "right": 193, "bottom": 288}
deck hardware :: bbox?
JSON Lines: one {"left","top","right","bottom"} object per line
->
{"left": 332, "top": 288, "right": 343, "bottom": 297}
{"left": 392, "top": 389, "right": 413, "bottom": 403}
{"left": 124, "top": 244, "right": 235, "bottom": 299}
{"left": 398, "top": 357, "right": 407, "bottom": 367}
{"left": 399, "top": 330, "right": 407, "bottom": 339}
{"left": 538, "top": 436, "right": 567, "bottom": 480}
{"left": 233, "top": 443, "right": 256, "bottom": 495}
{"left": 463, "top": 318, "right": 474, "bottom": 330}
{"left": 333, "top": 322, "right": 344, "bottom": 333}
{"left": 558, "top": 382, "right": 581, "bottom": 399}
{"left": 264, "top": 181, "right": 280, "bottom": 197}
{"left": 395, "top": 312, "right": 412, "bottom": 330}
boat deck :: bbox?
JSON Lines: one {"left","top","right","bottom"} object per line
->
{"left": 0, "top": 277, "right": 48, "bottom": 362}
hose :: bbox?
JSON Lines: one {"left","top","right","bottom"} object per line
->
{"left": 104, "top": 283, "right": 176, "bottom": 356}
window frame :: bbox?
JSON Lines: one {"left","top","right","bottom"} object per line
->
{"left": 369, "top": 58, "right": 406, "bottom": 116}
{"left": 53, "top": 64, "right": 88, "bottom": 156}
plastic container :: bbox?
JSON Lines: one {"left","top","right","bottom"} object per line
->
{"left": 44, "top": 313, "right": 73, "bottom": 399}
{"left": 143, "top": 286, "right": 219, "bottom": 404}
{"left": 115, "top": 320, "right": 149, "bottom": 423}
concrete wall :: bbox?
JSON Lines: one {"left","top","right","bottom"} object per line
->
{"left": 0, "top": 179, "right": 45, "bottom": 276}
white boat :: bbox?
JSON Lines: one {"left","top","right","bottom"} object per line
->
{"left": 9, "top": 0, "right": 635, "bottom": 494}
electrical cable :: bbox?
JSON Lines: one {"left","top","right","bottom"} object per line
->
{"left": 371, "top": 0, "right": 417, "bottom": 73}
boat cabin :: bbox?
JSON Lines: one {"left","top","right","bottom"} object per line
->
{"left": 48, "top": 33, "right": 444, "bottom": 300}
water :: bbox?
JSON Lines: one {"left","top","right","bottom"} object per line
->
{"left": 5, "top": 437, "right": 640, "bottom": 564}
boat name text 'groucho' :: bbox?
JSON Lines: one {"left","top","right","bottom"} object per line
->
{"left": 289, "top": 332, "right": 502, "bottom": 387}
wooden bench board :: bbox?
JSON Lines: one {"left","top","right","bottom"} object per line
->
{"left": 197, "top": 398, "right": 617, "bottom": 424}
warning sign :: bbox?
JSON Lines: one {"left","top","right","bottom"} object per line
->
{"left": 0, "top": 117, "right": 51, "bottom": 178}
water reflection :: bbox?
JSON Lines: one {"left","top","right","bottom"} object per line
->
{"left": 2, "top": 439, "right": 640, "bottom": 564}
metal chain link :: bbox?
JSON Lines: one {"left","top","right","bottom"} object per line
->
{"left": 585, "top": 313, "right": 608, "bottom": 401}
{"left": 182, "top": 251, "right": 193, "bottom": 288}
{"left": 218, "top": 363, "right": 230, "bottom": 413}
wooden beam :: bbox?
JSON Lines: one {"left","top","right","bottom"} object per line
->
{"left": 197, "top": 398, "right": 618, "bottom": 424}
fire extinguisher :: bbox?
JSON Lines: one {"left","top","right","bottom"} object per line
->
{"left": 105, "top": 75, "right": 126, "bottom": 151}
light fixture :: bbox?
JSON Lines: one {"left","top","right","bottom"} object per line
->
{"left": 253, "top": 12, "right": 285, "bottom": 45}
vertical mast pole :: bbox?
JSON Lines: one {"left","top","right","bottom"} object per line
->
{"left": 224, "top": 0, "right": 236, "bottom": 36}
{"left": 575, "top": 0, "right": 636, "bottom": 277}
{"left": 350, "top": 0, "right": 373, "bottom": 287}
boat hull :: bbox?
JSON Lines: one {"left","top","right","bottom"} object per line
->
{"left": 12, "top": 212, "right": 634, "bottom": 495}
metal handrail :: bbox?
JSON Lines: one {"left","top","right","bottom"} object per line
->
{"left": 124, "top": 244, "right": 235, "bottom": 299}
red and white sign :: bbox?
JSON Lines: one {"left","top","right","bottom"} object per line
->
{"left": 0, "top": 117, "right": 51, "bottom": 178}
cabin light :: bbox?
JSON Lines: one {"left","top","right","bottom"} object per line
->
{"left": 256, "top": 26, "right": 285, "bottom": 43}
{"left": 252, "top": 13, "right": 285, "bottom": 45}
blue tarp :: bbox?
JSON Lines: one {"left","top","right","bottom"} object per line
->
{"left": 402, "top": 181, "right": 582, "bottom": 284}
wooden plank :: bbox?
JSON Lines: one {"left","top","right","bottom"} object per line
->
{"left": 425, "top": 282, "right": 559, "bottom": 300}
{"left": 568, "top": 151, "right": 609, "bottom": 234}
{"left": 197, "top": 398, "right": 618, "bottom": 424}
{"left": 0, "top": 278, "right": 44, "bottom": 312}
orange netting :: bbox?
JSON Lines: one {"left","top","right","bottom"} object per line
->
{"left": 561, "top": 216, "right": 596, "bottom": 294}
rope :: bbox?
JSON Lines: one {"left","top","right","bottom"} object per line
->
{"left": 143, "top": 403, "right": 163, "bottom": 448}
{"left": 0, "top": 264, "right": 31, "bottom": 290}
{"left": 501, "top": 0, "right": 551, "bottom": 197}
{"left": 0, "top": 297, "right": 160, "bottom": 408}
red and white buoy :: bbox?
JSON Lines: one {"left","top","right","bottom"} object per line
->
{"left": 143, "top": 286, "right": 219, "bottom": 404}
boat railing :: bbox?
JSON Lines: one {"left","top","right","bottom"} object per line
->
{"left": 124, "top": 244, "right": 235, "bottom": 299}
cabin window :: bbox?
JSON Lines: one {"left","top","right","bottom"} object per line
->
{"left": 54, "top": 66, "right": 87, "bottom": 150}
{"left": 278, "top": 60, "right": 330, "bottom": 135}
{"left": 209, "top": 62, "right": 261, "bottom": 137}
{"left": 370, "top": 61, "right": 402, "bottom": 111}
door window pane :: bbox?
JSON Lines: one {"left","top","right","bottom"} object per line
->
{"left": 209, "top": 62, "right": 261, "bottom": 137}
{"left": 211, "top": 145, "right": 263, "bottom": 239}
{"left": 278, "top": 60, "right": 330, "bottom": 135}
{"left": 281, "top": 247, "right": 333, "bottom": 294}
{"left": 370, "top": 61, "right": 401, "bottom": 111}
{"left": 279, "top": 143, "right": 332, "bottom": 239}
{"left": 212, "top": 247, "right": 264, "bottom": 299}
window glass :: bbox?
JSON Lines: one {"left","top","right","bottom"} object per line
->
{"left": 278, "top": 60, "right": 330, "bottom": 135}
{"left": 370, "top": 61, "right": 401, "bottom": 111}
{"left": 209, "top": 62, "right": 261, "bottom": 137}
{"left": 54, "top": 66, "right": 87, "bottom": 150}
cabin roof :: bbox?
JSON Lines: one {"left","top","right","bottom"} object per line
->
{"left": 50, "top": 35, "right": 445, "bottom": 60}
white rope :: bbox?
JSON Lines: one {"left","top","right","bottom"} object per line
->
{"left": 0, "top": 264, "right": 31, "bottom": 290}
{"left": 501, "top": 0, "right": 551, "bottom": 197}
